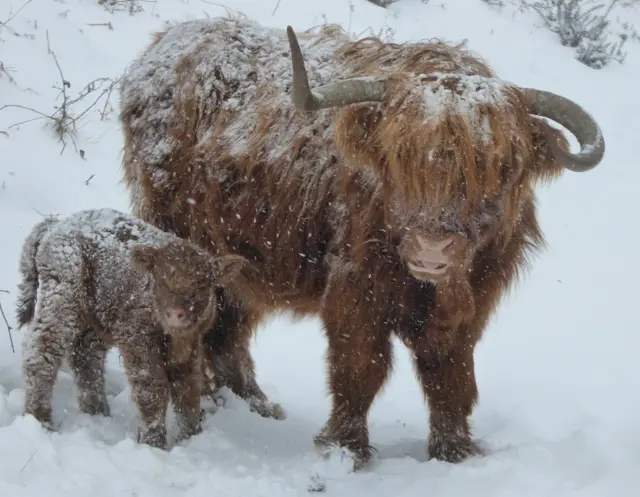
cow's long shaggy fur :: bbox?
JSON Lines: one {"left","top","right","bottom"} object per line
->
{"left": 17, "top": 209, "right": 245, "bottom": 449}
{"left": 119, "top": 17, "right": 571, "bottom": 468}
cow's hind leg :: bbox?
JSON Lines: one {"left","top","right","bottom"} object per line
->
{"left": 203, "top": 290, "right": 285, "bottom": 420}
{"left": 317, "top": 288, "right": 393, "bottom": 471}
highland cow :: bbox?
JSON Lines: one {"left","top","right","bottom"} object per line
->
{"left": 118, "top": 17, "right": 605, "bottom": 469}
{"left": 16, "top": 208, "right": 245, "bottom": 449}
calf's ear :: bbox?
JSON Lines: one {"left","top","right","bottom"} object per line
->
{"left": 131, "top": 244, "right": 158, "bottom": 272}
{"left": 211, "top": 254, "right": 247, "bottom": 286}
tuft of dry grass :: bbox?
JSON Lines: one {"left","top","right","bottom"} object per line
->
{"left": 97, "top": 0, "right": 157, "bottom": 15}
{"left": 0, "top": 33, "right": 121, "bottom": 156}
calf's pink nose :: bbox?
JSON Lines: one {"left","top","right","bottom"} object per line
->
{"left": 166, "top": 308, "right": 186, "bottom": 321}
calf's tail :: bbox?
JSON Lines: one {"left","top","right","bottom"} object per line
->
{"left": 15, "top": 217, "right": 57, "bottom": 329}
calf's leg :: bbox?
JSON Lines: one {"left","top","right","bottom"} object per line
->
{"left": 119, "top": 333, "right": 170, "bottom": 450}
{"left": 22, "top": 281, "right": 78, "bottom": 428}
{"left": 69, "top": 329, "right": 110, "bottom": 416}
{"left": 168, "top": 342, "right": 204, "bottom": 443}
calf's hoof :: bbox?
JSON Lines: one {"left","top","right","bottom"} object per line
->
{"left": 137, "top": 425, "right": 168, "bottom": 450}
{"left": 176, "top": 421, "right": 203, "bottom": 444}
{"left": 79, "top": 399, "right": 110, "bottom": 417}
{"left": 25, "top": 405, "right": 54, "bottom": 431}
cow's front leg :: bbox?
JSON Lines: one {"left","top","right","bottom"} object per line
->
{"left": 411, "top": 227, "right": 533, "bottom": 463}
{"left": 318, "top": 280, "right": 393, "bottom": 471}
{"left": 417, "top": 346, "right": 482, "bottom": 462}
{"left": 399, "top": 279, "right": 482, "bottom": 463}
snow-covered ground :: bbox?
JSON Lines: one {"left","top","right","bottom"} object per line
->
{"left": 1, "top": 0, "right": 639, "bottom": 495}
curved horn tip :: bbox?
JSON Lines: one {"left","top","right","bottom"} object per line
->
{"left": 286, "top": 26, "right": 297, "bottom": 44}
{"left": 523, "top": 88, "right": 606, "bottom": 172}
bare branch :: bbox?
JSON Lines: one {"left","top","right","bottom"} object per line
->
{"left": 0, "top": 43, "right": 122, "bottom": 156}
{"left": 0, "top": 61, "right": 17, "bottom": 85}
{"left": 0, "top": 0, "right": 33, "bottom": 29}
{"left": 0, "top": 104, "right": 52, "bottom": 120}
{"left": 72, "top": 76, "right": 122, "bottom": 124}
{"left": 0, "top": 300, "right": 15, "bottom": 353}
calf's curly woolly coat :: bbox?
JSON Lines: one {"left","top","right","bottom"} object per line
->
{"left": 118, "top": 17, "right": 606, "bottom": 468}
{"left": 16, "top": 208, "right": 245, "bottom": 449}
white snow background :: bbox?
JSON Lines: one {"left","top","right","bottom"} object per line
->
{"left": 1, "top": 0, "right": 639, "bottom": 495}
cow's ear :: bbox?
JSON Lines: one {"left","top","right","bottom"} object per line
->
{"left": 530, "top": 118, "right": 568, "bottom": 181}
{"left": 131, "top": 244, "right": 157, "bottom": 272}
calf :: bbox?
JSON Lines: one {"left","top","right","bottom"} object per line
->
{"left": 16, "top": 208, "right": 245, "bottom": 449}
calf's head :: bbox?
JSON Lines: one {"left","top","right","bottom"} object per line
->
{"left": 131, "top": 241, "right": 246, "bottom": 332}
{"left": 285, "top": 26, "right": 605, "bottom": 283}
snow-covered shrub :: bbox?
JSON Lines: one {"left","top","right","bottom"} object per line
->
{"left": 530, "top": 0, "right": 629, "bottom": 68}
{"left": 365, "top": 0, "right": 400, "bottom": 6}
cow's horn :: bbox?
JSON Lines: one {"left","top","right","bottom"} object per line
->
{"left": 286, "top": 26, "right": 387, "bottom": 111}
{"left": 523, "top": 88, "right": 605, "bottom": 172}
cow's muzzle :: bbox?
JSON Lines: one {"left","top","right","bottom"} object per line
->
{"left": 401, "top": 232, "right": 469, "bottom": 283}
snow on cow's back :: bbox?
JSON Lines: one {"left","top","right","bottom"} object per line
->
{"left": 118, "top": 17, "right": 349, "bottom": 172}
